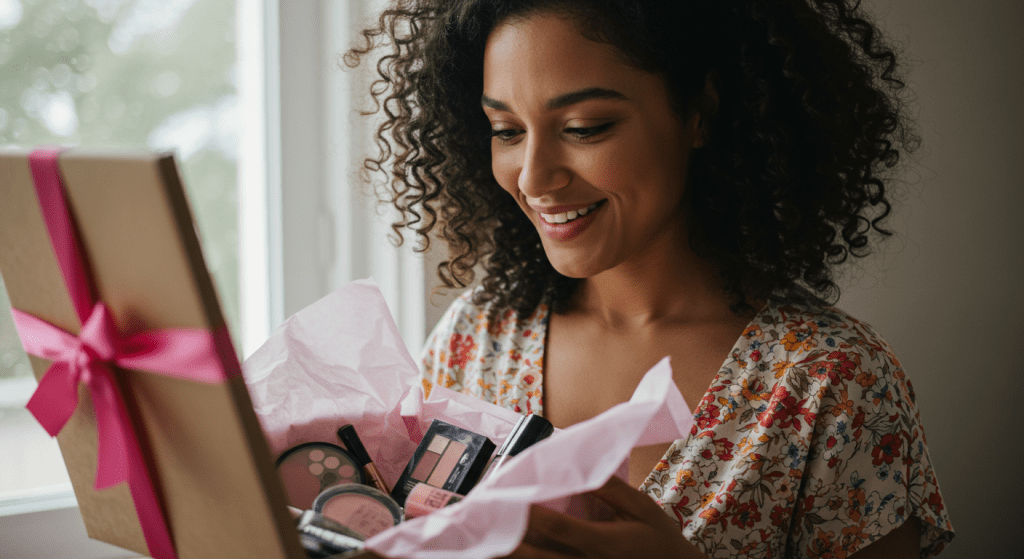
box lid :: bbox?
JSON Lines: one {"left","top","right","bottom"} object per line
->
{"left": 0, "top": 149, "right": 305, "bottom": 559}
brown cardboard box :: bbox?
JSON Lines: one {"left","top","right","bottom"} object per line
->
{"left": 0, "top": 150, "right": 308, "bottom": 559}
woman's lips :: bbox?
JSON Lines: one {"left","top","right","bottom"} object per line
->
{"left": 534, "top": 201, "right": 605, "bottom": 242}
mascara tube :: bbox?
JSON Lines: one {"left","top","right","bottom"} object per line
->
{"left": 337, "top": 424, "right": 392, "bottom": 495}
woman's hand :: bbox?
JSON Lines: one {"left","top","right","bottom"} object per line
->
{"left": 502, "top": 475, "right": 709, "bottom": 559}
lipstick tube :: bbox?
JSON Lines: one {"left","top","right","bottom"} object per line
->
{"left": 337, "top": 424, "right": 392, "bottom": 495}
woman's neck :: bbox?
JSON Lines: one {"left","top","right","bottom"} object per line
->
{"left": 570, "top": 228, "right": 739, "bottom": 331}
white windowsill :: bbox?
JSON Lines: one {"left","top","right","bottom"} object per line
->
{"left": 0, "top": 483, "right": 76, "bottom": 517}
{"left": 0, "top": 500, "right": 144, "bottom": 559}
{"left": 0, "top": 388, "right": 145, "bottom": 558}
{"left": 0, "top": 374, "right": 35, "bottom": 407}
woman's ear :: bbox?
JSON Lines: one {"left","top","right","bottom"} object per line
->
{"left": 692, "top": 71, "right": 720, "bottom": 148}
{"left": 692, "top": 118, "right": 710, "bottom": 148}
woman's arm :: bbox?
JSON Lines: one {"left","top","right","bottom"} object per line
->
{"left": 507, "top": 480, "right": 922, "bottom": 559}
{"left": 847, "top": 518, "right": 919, "bottom": 559}
{"left": 502, "top": 478, "right": 921, "bottom": 559}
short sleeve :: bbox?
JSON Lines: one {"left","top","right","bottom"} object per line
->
{"left": 788, "top": 331, "right": 954, "bottom": 557}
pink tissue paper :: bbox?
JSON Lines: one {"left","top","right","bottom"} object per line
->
{"left": 242, "top": 278, "right": 694, "bottom": 559}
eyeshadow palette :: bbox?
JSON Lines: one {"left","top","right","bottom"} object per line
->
{"left": 276, "top": 442, "right": 365, "bottom": 510}
{"left": 390, "top": 419, "right": 496, "bottom": 507}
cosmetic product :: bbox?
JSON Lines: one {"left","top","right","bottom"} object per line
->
{"left": 277, "top": 442, "right": 365, "bottom": 510}
{"left": 337, "top": 424, "right": 392, "bottom": 495}
{"left": 403, "top": 482, "right": 464, "bottom": 518}
{"left": 390, "top": 419, "right": 496, "bottom": 507}
{"left": 294, "top": 509, "right": 366, "bottom": 558}
{"left": 312, "top": 484, "right": 404, "bottom": 539}
{"left": 484, "top": 413, "right": 554, "bottom": 480}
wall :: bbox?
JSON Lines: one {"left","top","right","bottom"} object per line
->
{"left": 838, "top": 0, "right": 1023, "bottom": 555}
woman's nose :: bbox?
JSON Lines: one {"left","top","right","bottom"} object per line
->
{"left": 517, "top": 136, "right": 570, "bottom": 198}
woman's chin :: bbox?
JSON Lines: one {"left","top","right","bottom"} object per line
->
{"left": 546, "top": 256, "right": 604, "bottom": 280}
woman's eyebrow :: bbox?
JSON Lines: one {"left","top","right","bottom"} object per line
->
{"left": 481, "top": 87, "right": 629, "bottom": 112}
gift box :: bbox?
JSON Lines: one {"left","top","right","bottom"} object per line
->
{"left": 0, "top": 149, "right": 305, "bottom": 559}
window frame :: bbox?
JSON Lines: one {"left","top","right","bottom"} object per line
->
{"left": 0, "top": 1, "right": 430, "bottom": 555}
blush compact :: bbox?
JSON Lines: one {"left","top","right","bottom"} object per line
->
{"left": 293, "top": 508, "right": 367, "bottom": 557}
{"left": 312, "top": 484, "right": 404, "bottom": 539}
{"left": 276, "top": 442, "right": 365, "bottom": 510}
{"left": 390, "top": 419, "right": 496, "bottom": 507}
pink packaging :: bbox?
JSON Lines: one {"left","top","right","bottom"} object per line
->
{"left": 242, "top": 279, "right": 693, "bottom": 559}
{"left": 404, "top": 484, "right": 463, "bottom": 518}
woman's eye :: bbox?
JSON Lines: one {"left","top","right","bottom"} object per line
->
{"left": 490, "top": 122, "right": 616, "bottom": 145}
{"left": 564, "top": 122, "right": 616, "bottom": 142}
{"left": 490, "top": 128, "right": 522, "bottom": 144}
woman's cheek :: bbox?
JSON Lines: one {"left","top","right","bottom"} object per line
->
{"left": 577, "top": 149, "right": 623, "bottom": 191}
{"left": 491, "top": 155, "right": 517, "bottom": 197}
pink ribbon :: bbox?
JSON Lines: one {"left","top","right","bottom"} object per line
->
{"left": 12, "top": 148, "right": 236, "bottom": 559}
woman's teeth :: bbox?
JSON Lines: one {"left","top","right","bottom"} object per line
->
{"left": 540, "top": 202, "right": 600, "bottom": 224}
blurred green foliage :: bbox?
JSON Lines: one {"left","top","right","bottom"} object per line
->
{"left": 0, "top": 0, "right": 239, "bottom": 380}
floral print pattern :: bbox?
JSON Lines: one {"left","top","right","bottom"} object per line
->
{"left": 420, "top": 290, "right": 954, "bottom": 557}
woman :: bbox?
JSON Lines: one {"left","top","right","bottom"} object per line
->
{"left": 346, "top": 0, "right": 954, "bottom": 557}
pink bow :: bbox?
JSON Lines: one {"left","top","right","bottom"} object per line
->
{"left": 11, "top": 148, "right": 236, "bottom": 559}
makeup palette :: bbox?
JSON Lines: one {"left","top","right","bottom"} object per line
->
{"left": 391, "top": 419, "right": 496, "bottom": 507}
{"left": 312, "top": 484, "right": 404, "bottom": 539}
{"left": 276, "top": 442, "right": 365, "bottom": 510}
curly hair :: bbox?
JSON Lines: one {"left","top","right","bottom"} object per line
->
{"left": 345, "top": 0, "right": 917, "bottom": 318}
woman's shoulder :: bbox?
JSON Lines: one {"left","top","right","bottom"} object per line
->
{"left": 754, "top": 290, "right": 908, "bottom": 392}
{"left": 739, "top": 289, "right": 925, "bottom": 422}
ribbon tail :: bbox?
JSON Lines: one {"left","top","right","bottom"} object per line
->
{"left": 124, "top": 407, "right": 178, "bottom": 559}
{"left": 26, "top": 362, "right": 80, "bottom": 437}
{"left": 126, "top": 437, "right": 178, "bottom": 559}
{"left": 91, "top": 365, "right": 178, "bottom": 559}
{"left": 89, "top": 365, "right": 129, "bottom": 489}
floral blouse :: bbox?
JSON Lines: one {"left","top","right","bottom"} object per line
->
{"left": 420, "top": 290, "right": 955, "bottom": 558}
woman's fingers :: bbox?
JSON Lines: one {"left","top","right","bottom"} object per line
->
{"left": 502, "top": 538, "right": 583, "bottom": 559}
{"left": 525, "top": 502, "right": 609, "bottom": 554}
{"left": 523, "top": 478, "right": 656, "bottom": 553}
{"left": 514, "top": 483, "right": 702, "bottom": 559}
{"left": 588, "top": 475, "right": 664, "bottom": 523}
{"left": 588, "top": 476, "right": 706, "bottom": 559}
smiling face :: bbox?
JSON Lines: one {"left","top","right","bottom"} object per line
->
{"left": 483, "top": 12, "right": 703, "bottom": 280}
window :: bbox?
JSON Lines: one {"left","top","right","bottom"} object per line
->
{"left": 0, "top": 0, "right": 239, "bottom": 497}
{"left": 0, "top": 1, "right": 449, "bottom": 555}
